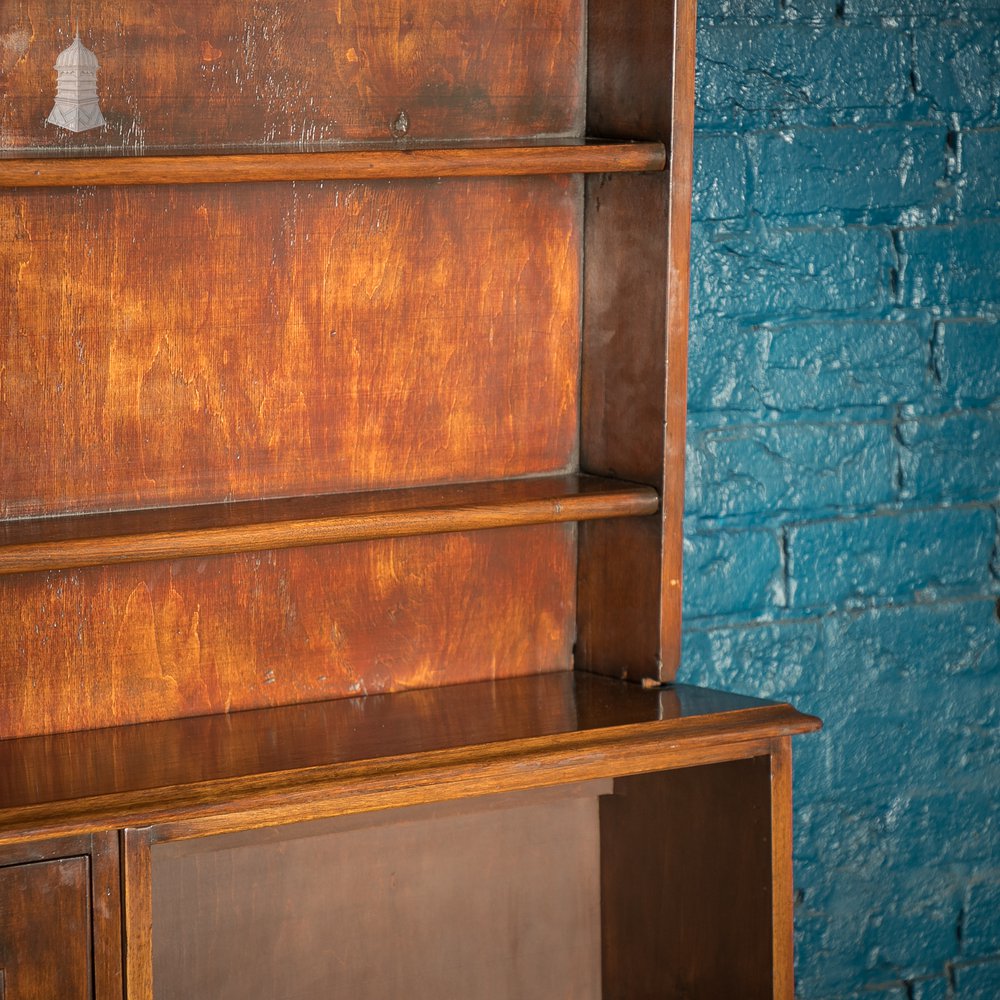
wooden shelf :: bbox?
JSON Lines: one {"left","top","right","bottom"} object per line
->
{"left": 0, "top": 474, "right": 658, "bottom": 575}
{"left": 0, "top": 673, "right": 820, "bottom": 845}
{"left": 0, "top": 140, "right": 665, "bottom": 188}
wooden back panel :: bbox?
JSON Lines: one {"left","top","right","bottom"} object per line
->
{"left": 1, "top": 1, "right": 585, "bottom": 152}
{"left": 1, "top": 177, "right": 580, "bottom": 518}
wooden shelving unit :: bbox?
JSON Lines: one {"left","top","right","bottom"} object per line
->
{"left": 0, "top": 2, "right": 819, "bottom": 998}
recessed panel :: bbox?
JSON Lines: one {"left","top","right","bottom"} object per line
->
{"left": 151, "top": 788, "right": 603, "bottom": 1000}
{"left": 1, "top": 0, "right": 585, "bottom": 152}
{"left": 0, "top": 524, "right": 576, "bottom": 738}
{"left": 0, "top": 176, "right": 581, "bottom": 518}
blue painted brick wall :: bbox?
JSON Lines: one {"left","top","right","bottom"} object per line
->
{"left": 681, "top": 1, "right": 1000, "bottom": 997}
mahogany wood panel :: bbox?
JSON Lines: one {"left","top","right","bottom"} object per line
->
{"left": 0, "top": 673, "right": 820, "bottom": 845}
{"left": 0, "top": 524, "right": 576, "bottom": 739}
{"left": 0, "top": 856, "right": 92, "bottom": 1000}
{"left": 0, "top": 0, "right": 585, "bottom": 153}
{"left": 0, "top": 176, "right": 580, "bottom": 518}
{"left": 151, "top": 789, "right": 603, "bottom": 999}
{"left": 578, "top": 0, "right": 697, "bottom": 681}
{"left": 0, "top": 474, "right": 658, "bottom": 576}
{"left": 0, "top": 832, "right": 121, "bottom": 1000}
{"left": 600, "top": 756, "right": 775, "bottom": 999}
{"left": 0, "top": 141, "right": 666, "bottom": 187}
{"left": 122, "top": 830, "right": 153, "bottom": 1000}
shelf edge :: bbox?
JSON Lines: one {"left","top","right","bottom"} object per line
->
{"left": 0, "top": 476, "right": 660, "bottom": 576}
{"left": 0, "top": 142, "right": 667, "bottom": 188}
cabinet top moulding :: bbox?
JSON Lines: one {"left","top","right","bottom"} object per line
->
{"left": 0, "top": 673, "right": 821, "bottom": 846}
{"left": 0, "top": 141, "right": 666, "bottom": 189}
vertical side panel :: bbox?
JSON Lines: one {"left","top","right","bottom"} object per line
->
{"left": 579, "top": 0, "right": 697, "bottom": 680}
{"left": 771, "top": 738, "right": 796, "bottom": 1000}
{"left": 600, "top": 756, "right": 774, "bottom": 999}
{"left": 90, "top": 832, "right": 124, "bottom": 1000}
{"left": 122, "top": 830, "right": 153, "bottom": 1000}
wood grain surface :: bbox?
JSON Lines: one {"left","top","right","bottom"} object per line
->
{"left": 601, "top": 757, "right": 775, "bottom": 999}
{"left": 0, "top": 673, "right": 820, "bottom": 845}
{"left": 0, "top": 141, "right": 666, "bottom": 187}
{"left": 0, "top": 474, "right": 657, "bottom": 575}
{"left": 0, "top": 0, "right": 585, "bottom": 153}
{"left": 577, "top": 0, "right": 697, "bottom": 683}
{"left": 0, "top": 524, "right": 576, "bottom": 739}
{"left": 0, "top": 176, "right": 580, "bottom": 518}
{"left": 0, "top": 856, "right": 92, "bottom": 1000}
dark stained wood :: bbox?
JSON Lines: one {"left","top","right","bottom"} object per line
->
{"left": 0, "top": 141, "right": 665, "bottom": 188}
{"left": 122, "top": 830, "right": 153, "bottom": 1000}
{"left": 151, "top": 787, "right": 604, "bottom": 999}
{"left": 601, "top": 755, "right": 776, "bottom": 999}
{"left": 0, "top": 1, "right": 585, "bottom": 153}
{"left": 0, "top": 475, "right": 657, "bottom": 576}
{"left": 0, "top": 856, "right": 92, "bottom": 1000}
{"left": 0, "top": 833, "right": 122, "bottom": 1000}
{"left": 0, "top": 524, "right": 576, "bottom": 739}
{"left": 577, "top": 0, "right": 698, "bottom": 682}
{"left": 0, "top": 673, "right": 820, "bottom": 844}
{"left": 0, "top": 177, "right": 580, "bottom": 519}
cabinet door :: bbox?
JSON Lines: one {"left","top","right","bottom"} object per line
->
{"left": 0, "top": 857, "right": 92, "bottom": 1000}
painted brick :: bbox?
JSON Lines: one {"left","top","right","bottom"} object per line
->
{"left": 692, "top": 133, "right": 748, "bottom": 221}
{"left": 823, "top": 599, "right": 1000, "bottom": 687}
{"left": 963, "top": 130, "right": 1000, "bottom": 217}
{"left": 953, "top": 959, "right": 1000, "bottom": 999}
{"left": 844, "top": 0, "right": 1000, "bottom": 18}
{"left": 681, "top": 619, "right": 821, "bottom": 696}
{"left": 686, "top": 419, "right": 896, "bottom": 517}
{"left": 696, "top": 26, "right": 910, "bottom": 122}
{"left": 692, "top": 224, "right": 894, "bottom": 320}
{"left": 909, "top": 979, "right": 951, "bottom": 1000}
{"left": 898, "top": 408, "right": 1000, "bottom": 504}
{"left": 687, "top": 314, "right": 769, "bottom": 411}
{"left": 698, "top": 0, "right": 778, "bottom": 23}
{"left": 682, "top": 527, "right": 785, "bottom": 617}
{"left": 781, "top": 0, "right": 834, "bottom": 24}
{"left": 862, "top": 882, "right": 965, "bottom": 982}
{"left": 902, "top": 222, "right": 1000, "bottom": 311}
{"left": 753, "top": 126, "right": 948, "bottom": 220}
{"left": 762, "top": 318, "right": 930, "bottom": 410}
{"left": 786, "top": 506, "right": 996, "bottom": 609}
{"left": 687, "top": 316, "right": 930, "bottom": 414}
{"left": 915, "top": 27, "right": 1000, "bottom": 122}
{"left": 934, "top": 318, "right": 1000, "bottom": 403}
{"left": 964, "top": 880, "right": 1000, "bottom": 958}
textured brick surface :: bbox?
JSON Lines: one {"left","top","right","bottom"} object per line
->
{"left": 683, "top": 1, "right": 1000, "bottom": 996}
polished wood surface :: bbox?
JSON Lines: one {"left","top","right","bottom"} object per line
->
{"left": 1, "top": 1, "right": 584, "bottom": 152}
{"left": 0, "top": 141, "right": 665, "bottom": 187}
{"left": 152, "top": 788, "right": 603, "bottom": 999}
{"left": 601, "top": 757, "right": 775, "bottom": 999}
{"left": 0, "top": 833, "right": 121, "bottom": 1000}
{"left": 0, "top": 857, "right": 91, "bottom": 1000}
{"left": 0, "top": 674, "right": 819, "bottom": 844}
{"left": 576, "top": 0, "right": 697, "bottom": 683}
{"left": 771, "top": 738, "right": 797, "bottom": 1000}
{"left": 0, "top": 475, "right": 657, "bottom": 576}
{"left": 1, "top": 177, "right": 580, "bottom": 519}
{"left": 0, "top": 524, "right": 575, "bottom": 739}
